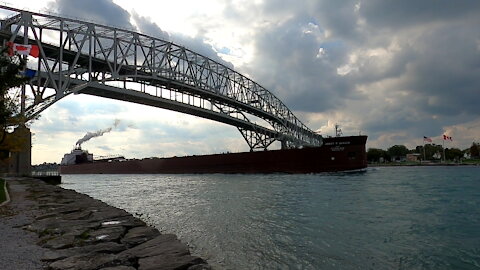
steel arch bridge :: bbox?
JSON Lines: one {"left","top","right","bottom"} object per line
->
{"left": 0, "top": 5, "right": 322, "bottom": 151}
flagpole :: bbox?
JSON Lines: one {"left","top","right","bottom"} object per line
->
{"left": 423, "top": 140, "right": 426, "bottom": 162}
{"left": 443, "top": 137, "right": 446, "bottom": 163}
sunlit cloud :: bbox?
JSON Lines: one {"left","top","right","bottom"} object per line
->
{"left": 2, "top": 0, "right": 480, "bottom": 163}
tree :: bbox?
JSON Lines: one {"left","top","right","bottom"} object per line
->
{"left": 470, "top": 143, "right": 480, "bottom": 158}
{"left": 445, "top": 148, "right": 463, "bottom": 161}
{"left": 367, "top": 148, "right": 387, "bottom": 162}
{"left": 387, "top": 145, "right": 409, "bottom": 160}
{"left": 0, "top": 46, "right": 29, "bottom": 142}
{"left": 415, "top": 144, "right": 444, "bottom": 161}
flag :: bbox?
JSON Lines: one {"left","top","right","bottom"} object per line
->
{"left": 7, "top": 42, "right": 39, "bottom": 58}
{"left": 423, "top": 136, "right": 432, "bottom": 143}
{"left": 21, "top": 69, "right": 37, "bottom": 78}
{"left": 443, "top": 135, "right": 453, "bottom": 141}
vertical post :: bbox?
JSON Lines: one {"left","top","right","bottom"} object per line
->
{"left": 152, "top": 40, "right": 156, "bottom": 74}
{"left": 59, "top": 20, "right": 64, "bottom": 91}
{"left": 20, "top": 85, "right": 26, "bottom": 116}
{"left": 12, "top": 126, "right": 32, "bottom": 176}
{"left": 113, "top": 29, "right": 117, "bottom": 76}
{"left": 423, "top": 141, "right": 426, "bottom": 162}
{"left": 20, "top": 13, "right": 31, "bottom": 117}
{"left": 89, "top": 25, "right": 93, "bottom": 81}
{"left": 442, "top": 138, "right": 446, "bottom": 163}
{"left": 36, "top": 28, "right": 42, "bottom": 95}
{"left": 134, "top": 33, "right": 137, "bottom": 78}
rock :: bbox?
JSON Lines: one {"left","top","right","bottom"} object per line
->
{"left": 119, "top": 234, "right": 190, "bottom": 259}
{"left": 62, "top": 210, "right": 92, "bottom": 220}
{"left": 62, "top": 227, "right": 91, "bottom": 238}
{"left": 41, "top": 235, "right": 75, "bottom": 249}
{"left": 120, "top": 226, "right": 160, "bottom": 247}
{"left": 38, "top": 203, "right": 64, "bottom": 209}
{"left": 89, "top": 208, "right": 132, "bottom": 223}
{"left": 188, "top": 264, "right": 213, "bottom": 270}
{"left": 73, "top": 241, "right": 128, "bottom": 254}
{"left": 100, "top": 216, "right": 146, "bottom": 229}
{"left": 138, "top": 254, "right": 206, "bottom": 270}
{"left": 10, "top": 178, "right": 211, "bottom": 270}
{"left": 41, "top": 250, "right": 68, "bottom": 262}
{"left": 35, "top": 212, "right": 59, "bottom": 220}
{"left": 100, "top": 266, "right": 136, "bottom": 270}
{"left": 87, "top": 226, "right": 127, "bottom": 243}
{"left": 42, "top": 242, "right": 128, "bottom": 262}
{"left": 48, "top": 253, "right": 125, "bottom": 270}
{"left": 29, "top": 218, "right": 98, "bottom": 235}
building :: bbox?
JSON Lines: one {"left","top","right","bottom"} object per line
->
{"left": 406, "top": 153, "right": 421, "bottom": 162}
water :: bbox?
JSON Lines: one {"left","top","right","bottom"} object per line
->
{"left": 60, "top": 166, "right": 480, "bottom": 269}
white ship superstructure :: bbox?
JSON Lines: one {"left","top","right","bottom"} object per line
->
{"left": 60, "top": 148, "right": 93, "bottom": 165}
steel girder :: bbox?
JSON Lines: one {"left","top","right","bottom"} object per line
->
{"left": 0, "top": 5, "right": 322, "bottom": 150}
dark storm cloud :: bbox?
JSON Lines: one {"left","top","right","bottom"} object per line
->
{"left": 235, "top": 0, "right": 480, "bottom": 145}
{"left": 49, "top": 0, "right": 133, "bottom": 29}
{"left": 243, "top": 15, "right": 355, "bottom": 112}
{"left": 44, "top": 0, "right": 480, "bottom": 148}
{"left": 397, "top": 21, "right": 480, "bottom": 117}
{"left": 309, "top": 0, "right": 361, "bottom": 40}
{"left": 359, "top": 0, "right": 480, "bottom": 29}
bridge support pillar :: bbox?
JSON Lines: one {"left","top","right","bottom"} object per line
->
{"left": 281, "top": 140, "right": 287, "bottom": 150}
{"left": 238, "top": 128, "right": 276, "bottom": 152}
{"left": 0, "top": 126, "right": 31, "bottom": 176}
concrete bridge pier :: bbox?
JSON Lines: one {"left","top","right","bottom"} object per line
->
{"left": 0, "top": 125, "right": 31, "bottom": 176}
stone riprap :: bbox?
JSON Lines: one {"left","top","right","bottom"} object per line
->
{"left": 0, "top": 178, "right": 211, "bottom": 270}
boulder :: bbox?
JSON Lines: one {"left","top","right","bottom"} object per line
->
{"left": 120, "top": 226, "right": 160, "bottom": 247}
{"left": 119, "top": 234, "right": 190, "bottom": 259}
{"left": 100, "top": 266, "right": 136, "bottom": 270}
{"left": 138, "top": 254, "right": 205, "bottom": 270}
{"left": 48, "top": 253, "right": 127, "bottom": 270}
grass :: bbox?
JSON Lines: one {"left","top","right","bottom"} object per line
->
{"left": 461, "top": 159, "right": 480, "bottom": 165}
{"left": 0, "top": 179, "right": 6, "bottom": 204}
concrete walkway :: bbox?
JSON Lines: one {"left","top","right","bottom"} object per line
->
{"left": 0, "top": 177, "right": 48, "bottom": 270}
{"left": 0, "top": 177, "right": 211, "bottom": 270}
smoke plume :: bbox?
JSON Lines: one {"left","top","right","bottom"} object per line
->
{"left": 76, "top": 120, "right": 121, "bottom": 148}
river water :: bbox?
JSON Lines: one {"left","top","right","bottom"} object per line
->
{"left": 60, "top": 166, "right": 480, "bottom": 269}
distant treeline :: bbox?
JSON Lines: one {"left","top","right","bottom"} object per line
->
{"left": 367, "top": 142, "right": 480, "bottom": 162}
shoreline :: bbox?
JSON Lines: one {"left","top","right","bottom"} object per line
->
{"left": 0, "top": 177, "right": 211, "bottom": 270}
{"left": 0, "top": 178, "right": 10, "bottom": 206}
{"left": 369, "top": 162, "right": 480, "bottom": 167}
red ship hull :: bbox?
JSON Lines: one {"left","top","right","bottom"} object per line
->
{"left": 59, "top": 136, "right": 367, "bottom": 174}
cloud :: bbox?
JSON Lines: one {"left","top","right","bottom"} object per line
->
{"left": 227, "top": 0, "right": 480, "bottom": 150}
{"left": 359, "top": 0, "right": 480, "bottom": 30}
{"left": 17, "top": 0, "right": 480, "bottom": 163}
{"left": 49, "top": 0, "right": 229, "bottom": 66}
{"left": 130, "top": 11, "right": 170, "bottom": 40}
{"left": 242, "top": 15, "right": 355, "bottom": 112}
{"left": 48, "top": 0, "right": 133, "bottom": 29}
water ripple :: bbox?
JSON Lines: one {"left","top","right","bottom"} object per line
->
{"left": 61, "top": 167, "right": 480, "bottom": 269}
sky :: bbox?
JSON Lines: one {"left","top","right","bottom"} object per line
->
{"left": 1, "top": 0, "right": 480, "bottom": 164}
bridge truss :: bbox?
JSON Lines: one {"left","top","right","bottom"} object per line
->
{"left": 0, "top": 5, "right": 322, "bottom": 151}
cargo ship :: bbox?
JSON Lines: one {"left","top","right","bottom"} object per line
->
{"left": 59, "top": 135, "right": 367, "bottom": 174}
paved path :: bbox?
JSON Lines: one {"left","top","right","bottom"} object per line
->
{"left": 0, "top": 177, "right": 47, "bottom": 270}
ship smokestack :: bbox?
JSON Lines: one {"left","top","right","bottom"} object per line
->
{"left": 76, "top": 120, "right": 120, "bottom": 148}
